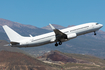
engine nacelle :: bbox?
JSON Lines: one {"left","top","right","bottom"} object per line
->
{"left": 67, "top": 33, "right": 77, "bottom": 39}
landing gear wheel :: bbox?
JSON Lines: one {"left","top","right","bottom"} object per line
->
{"left": 59, "top": 41, "right": 62, "bottom": 45}
{"left": 94, "top": 31, "right": 96, "bottom": 35}
{"left": 55, "top": 42, "right": 58, "bottom": 47}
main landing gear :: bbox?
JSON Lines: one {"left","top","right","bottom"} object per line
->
{"left": 94, "top": 31, "right": 96, "bottom": 35}
{"left": 55, "top": 41, "right": 62, "bottom": 47}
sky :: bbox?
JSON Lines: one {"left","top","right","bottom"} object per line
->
{"left": 0, "top": 0, "right": 105, "bottom": 31}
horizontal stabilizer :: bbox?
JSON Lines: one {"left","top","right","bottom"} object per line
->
{"left": 10, "top": 42, "right": 20, "bottom": 45}
{"left": 4, "top": 44, "right": 11, "bottom": 46}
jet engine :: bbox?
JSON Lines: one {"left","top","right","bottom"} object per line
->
{"left": 67, "top": 33, "right": 77, "bottom": 39}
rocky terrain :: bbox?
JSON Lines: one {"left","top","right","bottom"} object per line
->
{"left": 0, "top": 40, "right": 60, "bottom": 70}
{"left": 0, "top": 40, "right": 23, "bottom": 53}
{"left": 0, "top": 40, "right": 105, "bottom": 70}
{"left": 38, "top": 51, "right": 91, "bottom": 64}
{"left": 37, "top": 50, "right": 105, "bottom": 70}
{"left": 0, "top": 51, "right": 61, "bottom": 70}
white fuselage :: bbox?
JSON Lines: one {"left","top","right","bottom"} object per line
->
{"left": 13, "top": 22, "right": 103, "bottom": 47}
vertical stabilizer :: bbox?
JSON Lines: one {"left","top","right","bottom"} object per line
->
{"left": 3, "top": 25, "right": 24, "bottom": 42}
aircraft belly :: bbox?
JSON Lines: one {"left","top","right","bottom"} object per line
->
{"left": 30, "top": 37, "right": 52, "bottom": 46}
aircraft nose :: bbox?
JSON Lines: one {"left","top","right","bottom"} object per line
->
{"left": 100, "top": 24, "right": 103, "bottom": 27}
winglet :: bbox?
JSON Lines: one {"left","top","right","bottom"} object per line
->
{"left": 49, "top": 23, "right": 55, "bottom": 30}
{"left": 29, "top": 34, "right": 33, "bottom": 37}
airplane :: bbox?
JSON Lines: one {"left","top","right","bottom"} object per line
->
{"left": 3, "top": 22, "right": 103, "bottom": 47}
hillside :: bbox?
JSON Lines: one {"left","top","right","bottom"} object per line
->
{"left": 0, "top": 40, "right": 60, "bottom": 70}
{"left": 0, "top": 39, "right": 105, "bottom": 70}
{"left": 37, "top": 50, "right": 105, "bottom": 70}
{"left": 0, "top": 50, "right": 105, "bottom": 70}
{"left": 0, "top": 40, "right": 24, "bottom": 53}
{"left": 0, "top": 51, "right": 61, "bottom": 70}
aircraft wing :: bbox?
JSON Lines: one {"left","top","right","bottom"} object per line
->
{"left": 49, "top": 24, "right": 67, "bottom": 42}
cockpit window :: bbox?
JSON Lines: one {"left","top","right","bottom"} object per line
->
{"left": 96, "top": 23, "right": 99, "bottom": 25}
